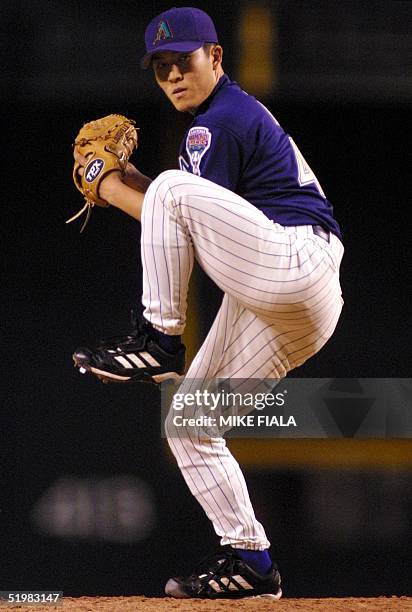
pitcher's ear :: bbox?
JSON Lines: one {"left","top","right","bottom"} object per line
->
{"left": 211, "top": 44, "right": 223, "bottom": 68}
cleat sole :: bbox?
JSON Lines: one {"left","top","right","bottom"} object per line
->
{"left": 248, "top": 588, "right": 282, "bottom": 600}
{"left": 73, "top": 356, "right": 182, "bottom": 385}
{"left": 164, "top": 579, "right": 282, "bottom": 600}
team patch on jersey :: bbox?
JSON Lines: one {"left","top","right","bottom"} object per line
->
{"left": 185, "top": 127, "right": 212, "bottom": 176}
{"left": 84, "top": 158, "right": 105, "bottom": 183}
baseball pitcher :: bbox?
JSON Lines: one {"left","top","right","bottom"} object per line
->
{"left": 70, "top": 7, "right": 344, "bottom": 600}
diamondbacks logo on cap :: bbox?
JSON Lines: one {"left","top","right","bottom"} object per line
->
{"left": 154, "top": 20, "right": 173, "bottom": 45}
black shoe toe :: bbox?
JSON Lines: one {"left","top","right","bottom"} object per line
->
{"left": 164, "top": 578, "right": 190, "bottom": 598}
{"left": 72, "top": 347, "right": 94, "bottom": 364}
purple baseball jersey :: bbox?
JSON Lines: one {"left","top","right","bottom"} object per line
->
{"left": 178, "top": 75, "right": 342, "bottom": 240}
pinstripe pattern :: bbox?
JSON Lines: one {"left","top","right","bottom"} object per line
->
{"left": 143, "top": 170, "right": 344, "bottom": 550}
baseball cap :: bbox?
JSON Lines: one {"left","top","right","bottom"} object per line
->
{"left": 141, "top": 7, "right": 218, "bottom": 69}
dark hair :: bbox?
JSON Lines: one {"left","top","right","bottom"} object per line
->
{"left": 202, "top": 43, "right": 216, "bottom": 54}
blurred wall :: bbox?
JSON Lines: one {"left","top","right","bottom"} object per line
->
{"left": 2, "top": 0, "right": 411, "bottom": 598}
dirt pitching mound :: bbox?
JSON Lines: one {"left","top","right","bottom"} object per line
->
{"left": 2, "top": 595, "right": 412, "bottom": 611}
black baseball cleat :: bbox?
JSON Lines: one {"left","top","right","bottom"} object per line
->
{"left": 72, "top": 317, "right": 185, "bottom": 384}
{"left": 164, "top": 548, "right": 282, "bottom": 600}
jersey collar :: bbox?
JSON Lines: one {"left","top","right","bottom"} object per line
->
{"left": 194, "top": 74, "right": 230, "bottom": 117}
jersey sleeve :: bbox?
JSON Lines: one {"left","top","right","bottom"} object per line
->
{"left": 179, "top": 123, "right": 243, "bottom": 192}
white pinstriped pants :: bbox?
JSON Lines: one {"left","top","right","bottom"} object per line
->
{"left": 141, "top": 170, "right": 344, "bottom": 550}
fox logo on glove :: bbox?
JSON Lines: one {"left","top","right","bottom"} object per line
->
{"left": 85, "top": 159, "right": 105, "bottom": 183}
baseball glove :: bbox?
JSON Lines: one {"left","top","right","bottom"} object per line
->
{"left": 67, "top": 114, "right": 138, "bottom": 232}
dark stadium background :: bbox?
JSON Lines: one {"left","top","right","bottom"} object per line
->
{"left": 2, "top": 0, "right": 411, "bottom": 598}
